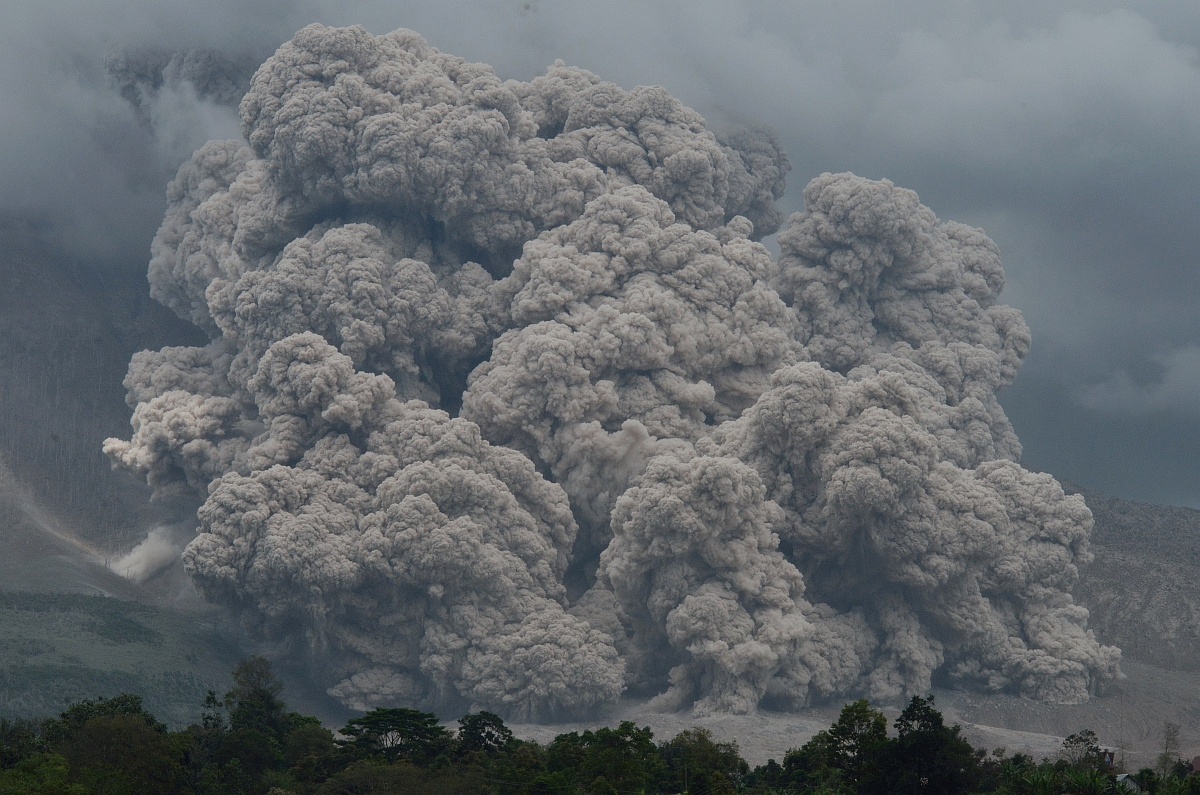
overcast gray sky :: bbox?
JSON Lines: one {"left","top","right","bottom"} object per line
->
{"left": 2, "top": 0, "right": 1197, "bottom": 507}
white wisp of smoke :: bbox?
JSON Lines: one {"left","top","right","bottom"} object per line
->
{"left": 111, "top": 523, "right": 193, "bottom": 583}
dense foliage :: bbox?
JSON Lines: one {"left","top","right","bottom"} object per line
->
{"left": 0, "top": 658, "right": 1196, "bottom": 794}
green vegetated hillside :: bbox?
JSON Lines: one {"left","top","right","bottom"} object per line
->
{"left": 0, "top": 591, "right": 242, "bottom": 726}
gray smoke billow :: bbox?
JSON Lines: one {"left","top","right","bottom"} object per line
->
{"left": 105, "top": 46, "right": 261, "bottom": 121}
{"left": 106, "top": 24, "right": 1119, "bottom": 719}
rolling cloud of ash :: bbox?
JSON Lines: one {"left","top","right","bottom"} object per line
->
{"left": 109, "top": 521, "right": 195, "bottom": 583}
{"left": 106, "top": 23, "right": 1118, "bottom": 719}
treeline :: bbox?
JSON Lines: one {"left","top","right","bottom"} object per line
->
{"left": 0, "top": 658, "right": 1197, "bottom": 795}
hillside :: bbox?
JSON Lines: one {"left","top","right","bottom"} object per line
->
{"left": 0, "top": 590, "right": 241, "bottom": 727}
{"left": 1068, "top": 483, "right": 1200, "bottom": 671}
{"left": 0, "top": 224, "right": 204, "bottom": 554}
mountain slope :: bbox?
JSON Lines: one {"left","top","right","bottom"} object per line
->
{"left": 1068, "top": 483, "right": 1200, "bottom": 671}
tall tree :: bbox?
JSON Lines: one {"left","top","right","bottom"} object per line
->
{"left": 456, "top": 711, "right": 514, "bottom": 756}
{"left": 546, "top": 722, "right": 667, "bottom": 794}
{"left": 783, "top": 699, "right": 888, "bottom": 793}
{"left": 1060, "top": 729, "right": 1110, "bottom": 772}
{"left": 1157, "top": 721, "right": 1182, "bottom": 778}
{"left": 338, "top": 708, "right": 452, "bottom": 765}
{"left": 659, "top": 727, "right": 747, "bottom": 794}
{"left": 224, "top": 656, "right": 290, "bottom": 739}
{"left": 872, "top": 695, "right": 983, "bottom": 795}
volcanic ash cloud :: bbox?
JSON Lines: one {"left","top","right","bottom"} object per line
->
{"left": 106, "top": 23, "right": 1118, "bottom": 718}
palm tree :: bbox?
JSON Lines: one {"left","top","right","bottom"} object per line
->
{"left": 1020, "top": 765, "right": 1062, "bottom": 795}
{"left": 1062, "top": 767, "right": 1111, "bottom": 795}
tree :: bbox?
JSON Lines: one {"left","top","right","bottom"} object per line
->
{"left": 0, "top": 718, "right": 45, "bottom": 769}
{"left": 998, "top": 753, "right": 1043, "bottom": 795}
{"left": 213, "top": 727, "right": 284, "bottom": 786}
{"left": 456, "top": 711, "right": 514, "bottom": 756}
{"left": 199, "top": 690, "right": 225, "bottom": 733}
{"left": 193, "top": 756, "right": 253, "bottom": 795}
{"left": 783, "top": 700, "right": 888, "bottom": 793}
{"left": 484, "top": 739, "right": 552, "bottom": 795}
{"left": 0, "top": 753, "right": 86, "bottom": 795}
{"left": 659, "top": 727, "right": 748, "bottom": 794}
{"left": 188, "top": 658, "right": 303, "bottom": 793}
{"left": 872, "top": 695, "right": 983, "bottom": 795}
{"left": 1157, "top": 721, "right": 1182, "bottom": 778}
{"left": 1132, "top": 767, "right": 1160, "bottom": 793}
{"left": 1158, "top": 774, "right": 1200, "bottom": 795}
{"left": 282, "top": 721, "right": 338, "bottom": 784}
{"left": 743, "top": 757, "right": 786, "bottom": 792}
{"left": 1060, "top": 729, "right": 1110, "bottom": 773}
{"left": 524, "top": 769, "right": 574, "bottom": 795}
{"left": 1062, "top": 767, "right": 1112, "bottom": 795}
{"left": 545, "top": 722, "right": 667, "bottom": 794}
{"left": 313, "top": 759, "right": 482, "bottom": 794}
{"left": 41, "top": 694, "right": 166, "bottom": 748}
{"left": 59, "top": 713, "right": 186, "bottom": 795}
{"left": 337, "top": 708, "right": 452, "bottom": 765}
{"left": 225, "top": 656, "right": 290, "bottom": 740}
{"left": 1020, "top": 764, "right": 1063, "bottom": 795}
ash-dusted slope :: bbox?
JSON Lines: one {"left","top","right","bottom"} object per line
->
{"left": 0, "top": 225, "right": 205, "bottom": 554}
{"left": 107, "top": 24, "right": 1116, "bottom": 718}
{"left": 1067, "top": 484, "right": 1200, "bottom": 671}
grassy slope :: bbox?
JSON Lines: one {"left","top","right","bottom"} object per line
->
{"left": 0, "top": 591, "right": 242, "bottom": 727}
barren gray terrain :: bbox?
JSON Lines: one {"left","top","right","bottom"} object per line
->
{"left": 0, "top": 226, "right": 204, "bottom": 555}
{"left": 1070, "top": 483, "right": 1200, "bottom": 672}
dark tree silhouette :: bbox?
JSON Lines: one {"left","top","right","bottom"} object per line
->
{"left": 871, "top": 695, "right": 983, "bottom": 795}
{"left": 456, "top": 711, "right": 514, "bottom": 756}
{"left": 783, "top": 699, "right": 888, "bottom": 793}
{"left": 42, "top": 693, "right": 166, "bottom": 748}
{"left": 60, "top": 713, "right": 186, "bottom": 795}
{"left": 659, "top": 727, "right": 747, "bottom": 794}
{"left": 338, "top": 708, "right": 452, "bottom": 764}
{"left": 546, "top": 721, "right": 667, "bottom": 793}
{"left": 224, "top": 656, "right": 289, "bottom": 738}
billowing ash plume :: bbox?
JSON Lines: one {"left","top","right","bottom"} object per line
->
{"left": 106, "top": 24, "right": 1118, "bottom": 719}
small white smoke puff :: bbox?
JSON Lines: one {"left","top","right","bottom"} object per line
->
{"left": 112, "top": 523, "right": 193, "bottom": 583}
{"left": 107, "top": 24, "right": 1117, "bottom": 717}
